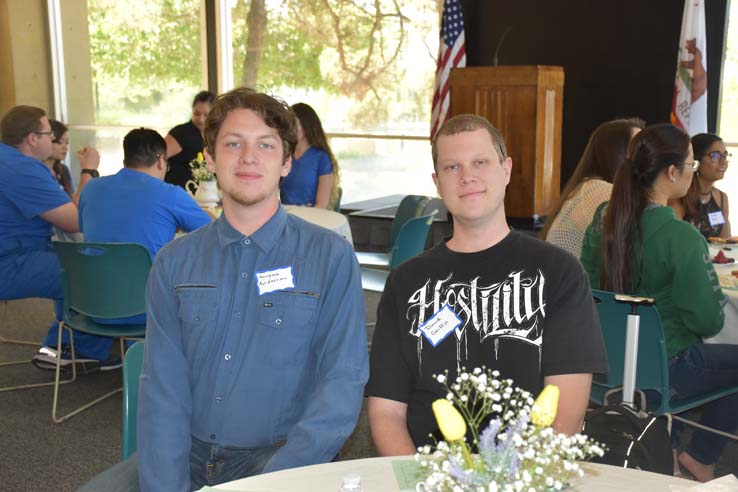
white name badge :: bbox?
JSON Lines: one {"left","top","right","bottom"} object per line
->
{"left": 419, "top": 304, "right": 462, "bottom": 347}
{"left": 708, "top": 210, "right": 726, "bottom": 227}
{"left": 255, "top": 266, "right": 295, "bottom": 295}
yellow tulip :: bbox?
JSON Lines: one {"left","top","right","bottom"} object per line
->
{"left": 432, "top": 399, "right": 467, "bottom": 442}
{"left": 531, "top": 385, "right": 559, "bottom": 427}
{"left": 197, "top": 152, "right": 204, "bottom": 162}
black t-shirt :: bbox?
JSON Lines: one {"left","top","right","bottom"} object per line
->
{"left": 365, "top": 230, "right": 607, "bottom": 447}
{"left": 165, "top": 120, "right": 204, "bottom": 189}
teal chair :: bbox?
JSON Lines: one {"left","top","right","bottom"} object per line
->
{"left": 591, "top": 289, "right": 738, "bottom": 437}
{"left": 361, "top": 211, "right": 437, "bottom": 292}
{"left": 355, "top": 194, "right": 431, "bottom": 269}
{"left": 122, "top": 341, "right": 144, "bottom": 460}
{"left": 51, "top": 242, "right": 151, "bottom": 423}
{"left": 331, "top": 186, "right": 343, "bottom": 212}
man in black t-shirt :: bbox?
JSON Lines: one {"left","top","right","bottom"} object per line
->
{"left": 365, "top": 115, "right": 608, "bottom": 455}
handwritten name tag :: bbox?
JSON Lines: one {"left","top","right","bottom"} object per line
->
{"left": 419, "top": 304, "right": 462, "bottom": 347}
{"left": 255, "top": 266, "right": 295, "bottom": 295}
{"left": 708, "top": 210, "right": 726, "bottom": 227}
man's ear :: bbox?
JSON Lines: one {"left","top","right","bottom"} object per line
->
{"left": 502, "top": 156, "right": 513, "bottom": 186}
{"left": 204, "top": 148, "right": 216, "bottom": 173}
{"left": 432, "top": 172, "right": 441, "bottom": 197}
{"left": 281, "top": 156, "right": 292, "bottom": 178}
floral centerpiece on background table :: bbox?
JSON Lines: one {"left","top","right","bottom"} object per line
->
{"left": 186, "top": 151, "right": 220, "bottom": 208}
{"left": 416, "top": 368, "right": 604, "bottom": 492}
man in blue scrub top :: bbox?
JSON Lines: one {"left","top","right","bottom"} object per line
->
{"left": 0, "top": 105, "right": 111, "bottom": 369}
{"left": 78, "top": 89, "right": 368, "bottom": 492}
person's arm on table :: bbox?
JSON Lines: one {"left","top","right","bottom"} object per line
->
{"left": 544, "top": 373, "right": 592, "bottom": 435}
{"left": 173, "top": 187, "right": 213, "bottom": 231}
{"left": 721, "top": 191, "right": 731, "bottom": 238}
{"left": 137, "top": 253, "right": 193, "bottom": 492}
{"left": 261, "top": 242, "right": 368, "bottom": 473}
{"left": 40, "top": 202, "right": 79, "bottom": 233}
{"left": 314, "top": 174, "right": 333, "bottom": 209}
{"left": 368, "top": 397, "right": 416, "bottom": 455}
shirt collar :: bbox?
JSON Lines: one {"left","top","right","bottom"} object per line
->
{"left": 216, "top": 205, "right": 288, "bottom": 252}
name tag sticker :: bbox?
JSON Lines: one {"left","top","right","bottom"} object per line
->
{"left": 255, "top": 266, "right": 295, "bottom": 295}
{"left": 708, "top": 210, "right": 726, "bottom": 227}
{"left": 419, "top": 304, "right": 462, "bottom": 347}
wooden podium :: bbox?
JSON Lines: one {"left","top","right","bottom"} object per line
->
{"left": 449, "top": 66, "right": 564, "bottom": 220}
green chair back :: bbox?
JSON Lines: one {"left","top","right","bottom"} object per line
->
{"left": 331, "top": 186, "right": 343, "bottom": 212}
{"left": 53, "top": 242, "right": 152, "bottom": 320}
{"left": 121, "top": 341, "right": 144, "bottom": 460}
{"left": 389, "top": 211, "right": 437, "bottom": 269}
{"left": 389, "top": 195, "right": 431, "bottom": 248}
{"left": 591, "top": 289, "right": 738, "bottom": 416}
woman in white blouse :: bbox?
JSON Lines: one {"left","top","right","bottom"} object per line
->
{"left": 541, "top": 118, "right": 644, "bottom": 257}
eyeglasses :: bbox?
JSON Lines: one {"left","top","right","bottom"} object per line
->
{"left": 155, "top": 153, "right": 170, "bottom": 172}
{"left": 34, "top": 131, "right": 55, "bottom": 139}
{"left": 706, "top": 151, "right": 732, "bottom": 162}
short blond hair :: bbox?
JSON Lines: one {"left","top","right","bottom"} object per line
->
{"left": 431, "top": 114, "right": 507, "bottom": 169}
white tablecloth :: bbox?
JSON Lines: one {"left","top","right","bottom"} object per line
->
{"left": 284, "top": 205, "right": 353, "bottom": 244}
{"left": 705, "top": 244, "right": 738, "bottom": 345}
{"left": 204, "top": 456, "right": 694, "bottom": 492}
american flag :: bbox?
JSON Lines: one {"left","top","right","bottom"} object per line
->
{"left": 430, "top": 0, "right": 466, "bottom": 140}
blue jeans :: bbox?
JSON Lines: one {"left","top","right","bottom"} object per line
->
{"left": 0, "top": 247, "right": 113, "bottom": 360}
{"left": 669, "top": 343, "right": 738, "bottom": 465}
{"left": 76, "top": 436, "right": 280, "bottom": 492}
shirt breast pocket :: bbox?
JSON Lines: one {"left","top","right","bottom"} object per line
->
{"left": 257, "top": 290, "right": 319, "bottom": 367}
{"left": 175, "top": 284, "right": 219, "bottom": 360}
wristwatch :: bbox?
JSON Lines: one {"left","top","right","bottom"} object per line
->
{"left": 81, "top": 169, "right": 100, "bottom": 178}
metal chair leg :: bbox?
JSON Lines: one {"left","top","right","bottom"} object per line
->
{"left": 51, "top": 323, "right": 123, "bottom": 424}
{"left": 0, "top": 300, "right": 40, "bottom": 366}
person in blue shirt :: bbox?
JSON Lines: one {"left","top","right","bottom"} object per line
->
{"left": 72, "top": 127, "right": 211, "bottom": 335}
{"left": 78, "top": 89, "right": 368, "bottom": 492}
{"left": 0, "top": 105, "right": 110, "bottom": 370}
{"left": 279, "top": 102, "right": 340, "bottom": 209}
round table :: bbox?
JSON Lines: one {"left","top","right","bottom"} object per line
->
{"left": 705, "top": 243, "right": 738, "bottom": 345}
{"left": 284, "top": 205, "right": 353, "bottom": 244}
{"left": 205, "top": 456, "right": 694, "bottom": 492}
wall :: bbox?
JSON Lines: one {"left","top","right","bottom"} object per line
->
{"left": 0, "top": 0, "right": 53, "bottom": 115}
{"left": 460, "top": 0, "right": 728, "bottom": 187}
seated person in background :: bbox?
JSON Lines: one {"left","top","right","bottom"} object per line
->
{"left": 77, "top": 127, "right": 211, "bottom": 332}
{"left": 541, "top": 117, "right": 644, "bottom": 257}
{"left": 365, "top": 114, "right": 607, "bottom": 456}
{"left": 279, "top": 102, "right": 340, "bottom": 209}
{"left": 165, "top": 90, "right": 216, "bottom": 190}
{"left": 670, "top": 133, "right": 731, "bottom": 239}
{"left": 581, "top": 123, "right": 738, "bottom": 482}
{"left": 78, "top": 88, "right": 367, "bottom": 492}
{"left": 45, "top": 119, "right": 74, "bottom": 199}
{"left": 0, "top": 106, "right": 109, "bottom": 370}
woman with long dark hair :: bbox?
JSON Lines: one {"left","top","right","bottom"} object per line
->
{"left": 542, "top": 118, "right": 643, "bottom": 256}
{"left": 673, "top": 133, "right": 731, "bottom": 239}
{"left": 279, "top": 102, "right": 340, "bottom": 209}
{"left": 581, "top": 123, "right": 738, "bottom": 482}
{"left": 45, "top": 119, "right": 74, "bottom": 198}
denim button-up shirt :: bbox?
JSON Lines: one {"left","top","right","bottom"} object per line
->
{"left": 138, "top": 206, "right": 368, "bottom": 491}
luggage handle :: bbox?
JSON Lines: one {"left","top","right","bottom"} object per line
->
{"left": 613, "top": 294, "right": 654, "bottom": 410}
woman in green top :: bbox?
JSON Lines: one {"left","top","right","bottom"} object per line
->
{"left": 580, "top": 123, "right": 738, "bottom": 482}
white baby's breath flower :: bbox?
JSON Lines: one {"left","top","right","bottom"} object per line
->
{"left": 436, "top": 374, "right": 446, "bottom": 383}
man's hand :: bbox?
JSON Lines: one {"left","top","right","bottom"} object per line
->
{"left": 78, "top": 146, "right": 100, "bottom": 170}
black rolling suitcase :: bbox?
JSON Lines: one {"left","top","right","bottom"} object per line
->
{"left": 583, "top": 294, "right": 674, "bottom": 475}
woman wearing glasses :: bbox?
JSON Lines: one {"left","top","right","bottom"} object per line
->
{"left": 581, "top": 124, "right": 738, "bottom": 482}
{"left": 675, "top": 133, "right": 731, "bottom": 239}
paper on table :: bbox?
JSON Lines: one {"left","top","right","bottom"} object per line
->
{"left": 392, "top": 460, "right": 425, "bottom": 492}
{"left": 693, "top": 474, "right": 738, "bottom": 491}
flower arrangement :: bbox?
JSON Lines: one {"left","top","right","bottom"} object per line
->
{"left": 416, "top": 368, "right": 604, "bottom": 492}
{"left": 189, "top": 151, "right": 214, "bottom": 182}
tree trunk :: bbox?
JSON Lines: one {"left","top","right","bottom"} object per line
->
{"left": 241, "top": 0, "right": 267, "bottom": 88}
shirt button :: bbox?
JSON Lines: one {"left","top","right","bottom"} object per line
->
{"left": 241, "top": 272, "right": 247, "bottom": 278}
{"left": 224, "top": 354, "right": 231, "bottom": 360}
{"left": 210, "top": 434, "right": 216, "bottom": 440}
{"left": 235, "top": 312, "right": 241, "bottom": 318}
{"left": 216, "top": 396, "right": 223, "bottom": 403}
{"left": 275, "top": 318, "right": 282, "bottom": 325}
{"left": 243, "top": 238, "right": 251, "bottom": 245}
{"left": 194, "top": 315, "right": 200, "bottom": 321}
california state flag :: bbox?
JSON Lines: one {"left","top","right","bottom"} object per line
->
{"left": 670, "top": 0, "right": 707, "bottom": 135}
